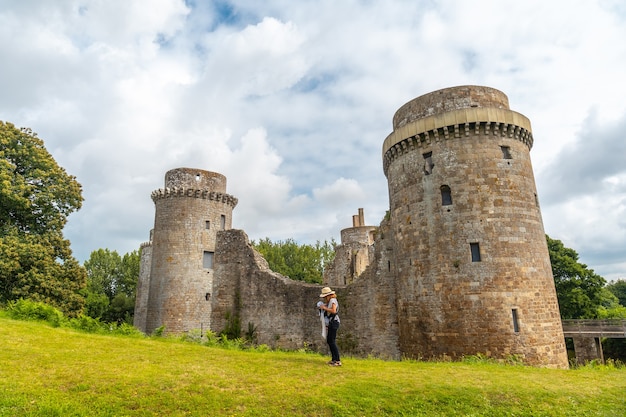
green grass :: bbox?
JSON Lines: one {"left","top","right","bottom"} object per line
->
{"left": 1, "top": 317, "right": 625, "bottom": 416}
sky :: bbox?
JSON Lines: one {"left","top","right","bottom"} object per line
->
{"left": 1, "top": 0, "right": 625, "bottom": 282}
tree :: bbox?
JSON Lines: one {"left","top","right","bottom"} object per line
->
{"left": 547, "top": 235, "right": 607, "bottom": 319}
{"left": 0, "top": 230, "right": 86, "bottom": 315}
{"left": 83, "top": 248, "right": 140, "bottom": 323}
{"left": 0, "top": 123, "right": 82, "bottom": 235}
{"left": 251, "top": 238, "right": 336, "bottom": 284}
{"left": 599, "top": 279, "right": 626, "bottom": 319}
{"left": 602, "top": 279, "right": 626, "bottom": 360}
{"left": 0, "top": 122, "right": 85, "bottom": 316}
{"left": 120, "top": 251, "right": 140, "bottom": 294}
{"left": 606, "top": 279, "right": 626, "bottom": 307}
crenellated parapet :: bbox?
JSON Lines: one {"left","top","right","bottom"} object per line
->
{"left": 382, "top": 107, "right": 533, "bottom": 176}
{"left": 151, "top": 187, "right": 238, "bottom": 207}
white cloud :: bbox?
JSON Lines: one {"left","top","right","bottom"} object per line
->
{"left": 228, "top": 127, "right": 293, "bottom": 215}
{"left": 1, "top": 0, "right": 625, "bottom": 282}
{"left": 197, "top": 17, "right": 308, "bottom": 97}
{"left": 313, "top": 178, "right": 365, "bottom": 207}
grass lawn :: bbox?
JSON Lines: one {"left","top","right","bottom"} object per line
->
{"left": 1, "top": 317, "right": 625, "bottom": 416}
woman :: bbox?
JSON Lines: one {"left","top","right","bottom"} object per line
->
{"left": 319, "top": 286, "right": 341, "bottom": 366}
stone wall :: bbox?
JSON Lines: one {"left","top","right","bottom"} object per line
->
{"left": 211, "top": 229, "right": 326, "bottom": 351}
{"left": 338, "top": 218, "right": 401, "bottom": 359}
{"left": 573, "top": 337, "right": 604, "bottom": 365}
{"left": 132, "top": 239, "right": 152, "bottom": 332}
{"left": 211, "top": 226, "right": 400, "bottom": 358}
{"left": 135, "top": 86, "right": 570, "bottom": 369}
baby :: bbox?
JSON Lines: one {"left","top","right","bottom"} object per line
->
{"left": 316, "top": 301, "right": 327, "bottom": 339}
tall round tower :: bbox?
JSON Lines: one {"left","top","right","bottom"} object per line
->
{"left": 382, "top": 86, "right": 568, "bottom": 368}
{"left": 144, "top": 168, "right": 238, "bottom": 334}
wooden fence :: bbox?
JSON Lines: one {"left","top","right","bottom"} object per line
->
{"left": 562, "top": 319, "right": 626, "bottom": 338}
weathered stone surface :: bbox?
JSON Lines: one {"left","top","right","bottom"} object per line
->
{"left": 132, "top": 239, "right": 152, "bottom": 332}
{"left": 135, "top": 86, "right": 569, "bottom": 368}
{"left": 572, "top": 337, "right": 604, "bottom": 365}
{"left": 392, "top": 85, "right": 509, "bottom": 129}
{"left": 211, "top": 229, "right": 325, "bottom": 351}
{"left": 137, "top": 168, "right": 236, "bottom": 335}
{"left": 385, "top": 86, "right": 567, "bottom": 368}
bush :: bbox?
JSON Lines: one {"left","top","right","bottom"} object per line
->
{"left": 110, "top": 322, "right": 144, "bottom": 337}
{"left": 180, "top": 329, "right": 204, "bottom": 344}
{"left": 6, "top": 299, "right": 65, "bottom": 327}
{"left": 152, "top": 325, "right": 166, "bottom": 337}
{"left": 4, "top": 299, "right": 145, "bottom": 337}
{"left": 219, "top": 334, "right": 247, "bottom": 350}
{"left": 253, "top": 344, "right": 271, "bottom": 352}
{"left": 203, "top": 330, "right": 220, "bottom": 347}
{"left": 68, "top": 315, "right": 105, "bottom": 333}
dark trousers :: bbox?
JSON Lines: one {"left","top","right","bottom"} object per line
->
{"left": 326, "top": 320, "right": 340, "bottom": 362}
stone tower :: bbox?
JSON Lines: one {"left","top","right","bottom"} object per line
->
{"left": 324, "top": 208, "right": 377, "bottom": 286}
{"left": 382, "top": 86, "right": 568, "bottom": 367}
{"left": 132, "top": 86, "right": 571, "bottom": 368}
{"left": 137, "top": 168, "right": 238, "bottom": 334}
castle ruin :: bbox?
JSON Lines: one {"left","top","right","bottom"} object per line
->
{"left": 134, "top": 85, "right": 569, "bottom": 368}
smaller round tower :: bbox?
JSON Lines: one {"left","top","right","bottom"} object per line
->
{"left": 144, "top": 168, "right": 238, "bottom": 334}
{"left": 324, "top": 208, "right": 377, "bottom": 286}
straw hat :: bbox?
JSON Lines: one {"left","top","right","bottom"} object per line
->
{"left": 319, "top": 287, "right": 335, "bottom": 297}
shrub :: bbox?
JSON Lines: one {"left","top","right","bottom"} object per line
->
{"left": 152, "top": 325, "right": 166, "bottom": 337}
{"left": 180, "top": 329, "right": 204, "bottom": 344}
{"left": 68, "top": 315, "right": 105, "bottom": 333}
{"left": 6, "top": 299, "right": 65, "bottom": 327}
{"left": 253, "top": 344, "right": 271, "bottom": 352}
{"left": 110, "top": 322, "right": 144, "bottom": 337}
{"left": 219, "top": 334, "right": 247, "bottom": 350}
{"left": 203, "top": 330, "right": 220, "bottom": 346}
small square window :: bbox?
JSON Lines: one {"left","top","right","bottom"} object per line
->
{"left": 500, "top": 146, "right": 512, "bottom": 159}
{"left": 205, "top": 221, "right": 210, "bottom": 230}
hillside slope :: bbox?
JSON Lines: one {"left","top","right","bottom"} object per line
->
{"left": 1, "top": 317, "right": 625, "bottom": 416}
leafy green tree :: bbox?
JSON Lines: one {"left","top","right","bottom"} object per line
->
{"left": 0, "top": 122, "right": 85, "bottom": 316}
{"left": 601, "top": 279, "right": 626, "bottom": 361}
{"left": 252, "top": 238, "right": 336, "bottom": 284}
{"left": 606, "top": 279, "right": 626, "bottom": 307}
{"left": 598, "top": 279, "right": 626, "bottom": 320}
{"left": 106, "top": 250, "right": 139, "bottom": 323}
{"left": 84, "top": 249, "right": 122, "bottom": 300}
{"left": 0, "top": 230, "right": 86, "bottom": 316}
{"left": 120, "top": 251, "right": 140, "bottom": 295}
{"left": 0, "top": 123, "right": 82, "bottom": 235}
{"left": 547, "top": 235, "right": 607, "bottom": 319}
{"left": 83, "top": 248, "right": 139, "bottom": 323}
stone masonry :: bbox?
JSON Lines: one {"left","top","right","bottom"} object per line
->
{"left": 138, "top": 168, "right": 237, "bottom": 334}
{"left": 134, "top": 85, "right": 569, "bottom": 368}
